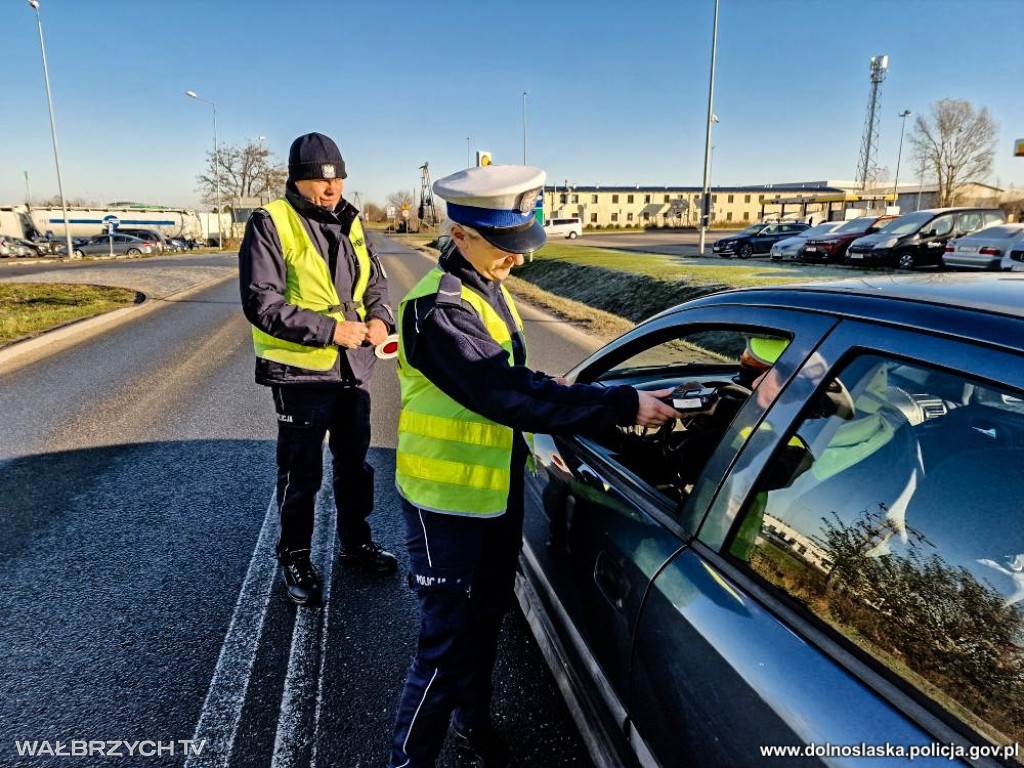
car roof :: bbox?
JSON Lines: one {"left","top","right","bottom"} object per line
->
{"left": 725, "top": 274, "right": 1022, "bottom": 318}
{"left": 669, "top": 274, "right": 1023, "bottom": 351}
{"left": 905, "top": 207, "right": 1001, "bottom": 215}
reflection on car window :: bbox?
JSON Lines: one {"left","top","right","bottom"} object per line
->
{"left": 728, "top": 354, "right": 1024, "bottom": 755}
{"left": 958, "top": 212, "right": 982, "bottom": 234}
{"left": 605, "top": 329, "right": 747, "bottom": 374}
{"left": 589, "top": 328, "right": 790, "bottom": 511}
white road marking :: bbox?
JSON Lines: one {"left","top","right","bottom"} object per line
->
{"left": 184, "top": 496, "right": 279, "bottom": 768}
{"left": 273, "top": 445, "right": 337, "bottom": 768}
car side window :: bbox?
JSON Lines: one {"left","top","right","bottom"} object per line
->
{"left": 929, "top": 215, "right": 954, "bottom": 237}
{"left": 727, "top": 353, "right": 1024, "bottom": 752}
{"left": 984, "top": 211, "right": 1005, "bottom": 227}
{"left": 957, "top": 212, "right": 983, "bottom": 234}
{"left": 586, "top": 327, "right": 791, "bottom": 511}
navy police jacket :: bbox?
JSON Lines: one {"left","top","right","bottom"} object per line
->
{"left": 401, "top": 245, "right": 639, "bottom": 479}
{"left": 239, "top": 185, "right": 395, "bottom": 387}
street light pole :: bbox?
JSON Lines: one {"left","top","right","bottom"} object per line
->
{"left": 698, "top": 0, "right": 720, "bottom": 257}
{"left": 892, "top": 109, "right": 912, "bottom": 211}
{"left": 28, "top": 0, "right": 75, "bottom": 259}
{"left": 522, "top": 91, "right": 529, "bottom": 165}
{"left": 185, "top": 90, "right": 223, "bottom": 249}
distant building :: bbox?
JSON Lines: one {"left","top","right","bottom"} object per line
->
{"left": 541, "top": 180, "right": 1006, "bottom": 228}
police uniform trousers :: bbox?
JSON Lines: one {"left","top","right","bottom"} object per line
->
{"left": 389, "top": 477, "right": 525, "bottom": 767}
{"left": 271, "top": 384, "right": 374, "bottom": 554}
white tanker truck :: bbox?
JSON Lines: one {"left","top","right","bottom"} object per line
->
{"left": 0, "top": 205, "right": 204, "bottom": 241}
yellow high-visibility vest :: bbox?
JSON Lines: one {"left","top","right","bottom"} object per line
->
{"left": 250, "top": 198, "right": 371, "bottom": 371}
{"left": 396, "top": 267, "right": 527, "bottom": 516}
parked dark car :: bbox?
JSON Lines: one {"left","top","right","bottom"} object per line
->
{"left": 845, "top": 208, "right": 1004, "bottom": 269}
{"left": 798, "top": 214, "right": 897, "bottom": 263}
{"left": 712, "top": 221, "right": 809, "bottom": 259}
{"left": 519, "top": 275, "right": 1023, "bottom": 768}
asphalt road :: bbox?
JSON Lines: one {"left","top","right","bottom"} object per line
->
{"left": 0, "top": 236, "right": 598, "bottom": 767}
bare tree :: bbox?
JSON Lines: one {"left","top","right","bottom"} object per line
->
{"left": 363, "top": 202, "right": 385, "bottom": 222}
{"left": 196, "top": 139, "right": 287, "bottom": 209}
{"left": 910, "top": 99, "right": 997, "bottom": 207}
{"left": 386, "top": 189, "right": 416, "bottom": 209}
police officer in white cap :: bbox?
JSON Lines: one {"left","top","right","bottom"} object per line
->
{"left": 388, "top": 165, "right": 679, "bottom": 767}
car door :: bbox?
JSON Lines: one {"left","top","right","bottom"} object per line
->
{"left": 523, "top": 305, "right": 837, "bottom": 757}
{"left": 751, "top": 224, "right": 777, "bottom": 252}
{"left": 628, "top": 319, "right": 1024, "bottom": 767}
{"left": 914, "top": 213, "right": 955, "bottom": 265}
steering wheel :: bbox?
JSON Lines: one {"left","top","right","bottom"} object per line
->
{"left": 653, "top": 380, "right": 752, "bottom": 455}
{"left": 811, "top": 378, "right": 856, "bottom": 421}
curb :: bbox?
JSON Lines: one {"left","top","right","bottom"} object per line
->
{"left": 0, "top": 271, "right": 237, "bottom": 375}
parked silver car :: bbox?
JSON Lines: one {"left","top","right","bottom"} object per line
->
{"left": 57, "top": 234, "right": 154, "bottom": 258}
{"left": 943, "top": 223, "right": 1024, "bottom": 270}
{"left": 768, "top": 221, "right": 844, "bottom": 261}
{"left": 0, "top": 235, "right": 40, "bottom": 258}
{"left": 1002, "top": 243, "right": 1024, "bottom": 272}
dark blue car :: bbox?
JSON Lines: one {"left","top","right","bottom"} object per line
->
{"left": 712, "top": 221, "right": 809, "bottom": 259}
{"left": 519, "top": 274, "right": 1024, "bottom": 767}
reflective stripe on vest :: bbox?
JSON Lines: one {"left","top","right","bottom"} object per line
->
{"left": 396, "top": 267, "right": 527, "bottom": 516}
{"left": 250, "top": 198, "right": 372, "bottom": 371}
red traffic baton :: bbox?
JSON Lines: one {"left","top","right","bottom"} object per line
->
{"left": 375, "top": 334, "right": 400, "bottom": 360}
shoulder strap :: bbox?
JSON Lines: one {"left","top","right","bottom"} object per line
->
{"left": 435, "top": 272, "right": 464, "bottom": 307}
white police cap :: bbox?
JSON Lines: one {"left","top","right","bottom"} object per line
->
{"left": 433, "top": 165, "right": 547, "bottom": 253}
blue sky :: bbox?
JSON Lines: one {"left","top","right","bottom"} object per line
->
{"left": 2, "top": 0, "right": 1022, "bottom": 210}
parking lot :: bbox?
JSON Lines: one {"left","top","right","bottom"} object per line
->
{"left": 552, "top": 229, "right": 888, "bottom": 279}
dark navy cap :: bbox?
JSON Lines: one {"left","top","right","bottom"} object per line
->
{"left": 288, "top": 132, "right": 347, "bottom": 182}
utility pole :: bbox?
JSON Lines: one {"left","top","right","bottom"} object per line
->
{"left": 28, "top": 0, "right": 75, "bottom": 259}
{"left": 522, "top": 91, "right": 529, "bottom": 165}
{"left": 892, "top": 109, "right": 912, "bottom": 210}
{"left": 698, "top": 0, "right": 719, "bottom": 257}
{"left": 185, "top": 90, "right": 223, "bottom": 249}
{"left": 24, "top": 171, "right": 32, "bottom": 207}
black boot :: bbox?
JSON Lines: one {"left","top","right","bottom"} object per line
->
{"left": 452, "top": 721, "right": 511, "bottom": 767}
{"left": 278, "top": 548, "right": 321, "bottom": 606}
{"left": 337, "top": 540, "right": 398, "bottom": 574}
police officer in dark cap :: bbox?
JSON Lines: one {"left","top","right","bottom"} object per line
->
{"left": 388, "top": 165, "right": 679, "bottom": 767}
{"left": 239, "top": 132, "right": 398, "bottom": 607}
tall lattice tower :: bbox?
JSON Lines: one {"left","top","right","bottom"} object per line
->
{"left": 417, "top": 162, "right": 438, "bottom": 229}
{"left": 855, "top": 55, "right": 889, "bottom": 190}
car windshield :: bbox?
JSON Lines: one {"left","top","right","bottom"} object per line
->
{"left": 834, "top": 217, "right": 875, "bottom": 234}
{"left": 878, "top": 212, "right": 932, "bottom": 236}
{"left": 738, "top": 224, "right": 764, "bottom": 235}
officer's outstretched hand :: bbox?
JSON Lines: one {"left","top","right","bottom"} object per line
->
{"left": 635, "top": 388, "right": 682, "bottom": 428}
{"left": 333, "top": 321, "right": 369, "bottom": 349}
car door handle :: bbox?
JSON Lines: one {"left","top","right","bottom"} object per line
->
{"left": 594, "top": 551, "right": 631, "bottom": 610}
{"left": 577, "top": 462, "right": 608, "bottom": 489}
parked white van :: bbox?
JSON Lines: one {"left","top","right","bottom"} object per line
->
{"left": 543, "top": 218, "right": 582, "bottom": 239}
